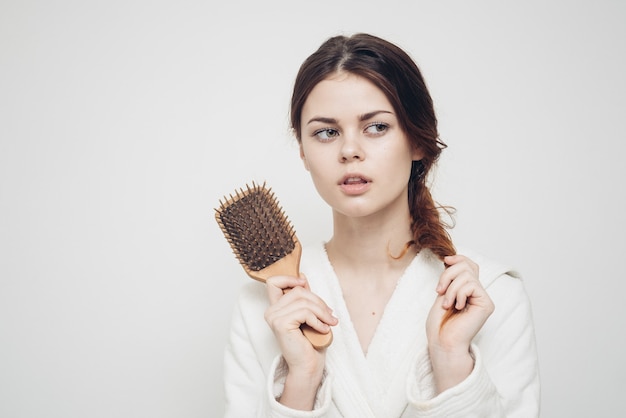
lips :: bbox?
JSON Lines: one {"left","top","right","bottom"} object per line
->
{"left": 338, "top": 174, "right": 372, "bottom": 195}
{"left": 339, "top": 174, "right": 371, "bottom": 185}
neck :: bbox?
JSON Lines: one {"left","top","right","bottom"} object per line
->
{"left": 325, "top": 209, "right": 416, "bottom": 277}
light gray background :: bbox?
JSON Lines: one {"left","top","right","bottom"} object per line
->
{"left": 1, "top": 1, "right": 624, "bottom": 417}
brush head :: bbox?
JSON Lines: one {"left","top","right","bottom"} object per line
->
{"left": 215, "top": 182, "right": 299, "bottom": 279}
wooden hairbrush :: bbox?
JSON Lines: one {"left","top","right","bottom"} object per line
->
{"left": 215, "top": 181, "right": 333, "bottom": 349}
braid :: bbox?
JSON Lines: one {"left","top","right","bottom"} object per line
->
{"left": 408, "top": 161, "right": 456, "bottom": 261}
{"left": 408, "top": 161, "right": 461, "bottom": 329}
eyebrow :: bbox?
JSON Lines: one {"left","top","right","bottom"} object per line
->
{"left": 359, "top": 110, "right": 393, "bottom": 121}
{"left": 306, "top": 110, "right": 393, "bottom": 126}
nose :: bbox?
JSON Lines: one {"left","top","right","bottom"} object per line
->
{"left": 339, "top": 133, "right": 364, "bottom": 162}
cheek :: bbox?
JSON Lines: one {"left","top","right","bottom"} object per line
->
{"left": 306, "top": 159, "right": 327, "bottom": 178}
{"left": 383, "top": 149, "right": 415, "bottom": 183}
{"left": 301, "top": 144, "right": 332, "bottom": 174}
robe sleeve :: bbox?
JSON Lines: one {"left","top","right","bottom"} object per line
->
{"left": 223, "top": 282, "right": 335, "bottom": 418}
{"left": 264, "top": 356, "right": 334, "bottom": 417}
{"left": 403, "top": 274, "right": 541, "bottom": 417}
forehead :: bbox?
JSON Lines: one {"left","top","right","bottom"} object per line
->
{"left": 302, "top": 72, "right": 393, "bottom": 118}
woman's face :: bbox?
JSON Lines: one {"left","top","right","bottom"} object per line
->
{"left": 299, "top": 72, "right": 422, "bottom": 220}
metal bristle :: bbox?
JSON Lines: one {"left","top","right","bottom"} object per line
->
{"left": 215, "top": 182, "right": 297, "bottom": 272}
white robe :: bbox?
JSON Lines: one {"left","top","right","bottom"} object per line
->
{"left": 223, "top": 244, "right": 540, "bottom": 417}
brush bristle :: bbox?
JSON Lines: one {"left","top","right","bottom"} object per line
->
{"left": 215, "top": 182, "right": 297, "bottom": 272}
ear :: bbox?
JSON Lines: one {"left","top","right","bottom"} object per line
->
{"left": 299, "top": 144, "right": 310, "bottom": 171}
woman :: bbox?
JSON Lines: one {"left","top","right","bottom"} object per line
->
{"left": 223, "top": 33, "right": 540, "bottom": 417}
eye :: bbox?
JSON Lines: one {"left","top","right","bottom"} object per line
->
{"left": 365, "top": 123, "right": 389, "bottom": 136}
{"left": 313, "top": 128, "right": 340, "bottom": 142}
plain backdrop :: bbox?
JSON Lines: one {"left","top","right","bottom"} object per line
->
{"left": 1, "top": 1, "right": 625, "bottom": 417}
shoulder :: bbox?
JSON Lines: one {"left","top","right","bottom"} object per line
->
{"left": 458, "top": 247, "right": 522, "bottom": 289}
{"left": 458, "top": 247, "right": 533, "bottom": 315}
{"left": 459, "top": 247, "right": 534, "bottom": 326}
{"left": 238, "top": 279, "right": 266, "bottom": 298}
{"left": 458, "top": 250, "right": 537, "bottom": 354}
{"left": 230, "top": 280, "right": 278, "bottom": 346}
{"left": 227, "top": 281, "right": 281, "bottom": 376}
{"left": 298, "top": 242, "right": 338, "bottom": 300}
{"left": 233, "top": 280, "right": 269, "bottom": 318}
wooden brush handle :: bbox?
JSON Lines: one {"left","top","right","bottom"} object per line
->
{"left": 301, "top": 324, "right": 333, "bottom": 349}
{"left": 246, "top": 241, "right": 333, "bottom": 349}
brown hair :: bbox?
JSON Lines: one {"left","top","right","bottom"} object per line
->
{"left": 290, "top": 33, "right": 455, "bottom": 261}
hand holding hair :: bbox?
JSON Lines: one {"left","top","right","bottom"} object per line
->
{"left": 425, "top": 254, "right": 495, "bottom": 394}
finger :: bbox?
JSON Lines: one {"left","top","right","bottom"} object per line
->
{"left": 442, "top": 270, "right": 477, "bottom": 309}
{"left": 266, "top": 275, "right": 306, "bottom": 304}
{"left": 281, "top": 286, "right": 338, "bottom": 326}
{"left": 265, "top": 298, "right": 336, "bottom": 338}
{"left": 283, "top": 283, "right": 335, "bottom": 314}
{"left": 450, "top": 281, "right": 493, "bottom": 312}
{"left": 267, "top": 284, "right": 337, "bottom": 327}
{"left": 444, "top": 254, "right": 478, "bottom": 270}
{"left": 301, "top": 310, "right": 334, "bottom": 334}
{"left": 437, "top": 263, "right": 465, "bottom": 294}
{"left": 443, "top": 256, "right": 478, "bottom": 278}
{"left": 437, "top": 257, "right": 479, "bottom": 295}
{"left": 453, "top": 284, "right": 470, "bottom": 310}
{"left": 443, "top": 254, "right": 465, "bottom": 265}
